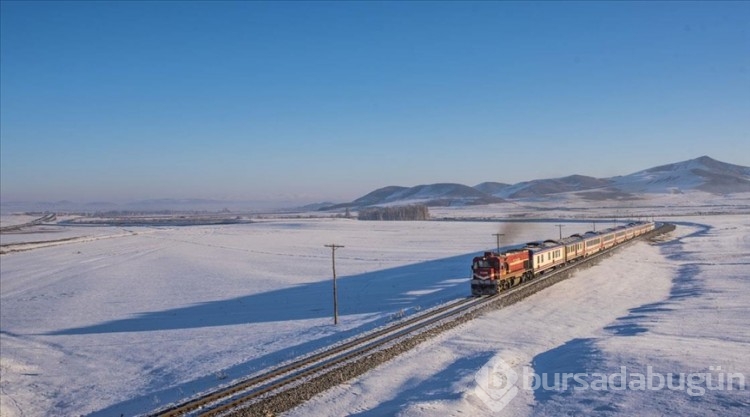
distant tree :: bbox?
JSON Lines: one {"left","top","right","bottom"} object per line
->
{"left": 358, "top": 205, "right": 429, "bottom": 221}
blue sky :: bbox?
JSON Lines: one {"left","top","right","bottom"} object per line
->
{"left": 1, "top": 1, "right": 748, "bottom": 204}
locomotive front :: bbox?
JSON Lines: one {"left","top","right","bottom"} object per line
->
{"left": 471, "top": 252, "right": 501, "bottom": 296}
{"left": 471, "top": 249, "right": 532, "bottom": 296}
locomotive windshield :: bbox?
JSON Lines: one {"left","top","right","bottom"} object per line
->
{"left": 474, "top": 260, "right": 492, "bottom": 269}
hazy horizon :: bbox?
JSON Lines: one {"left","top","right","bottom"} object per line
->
{"left": 2, "top": 2, "right": 748, "bottom": 204}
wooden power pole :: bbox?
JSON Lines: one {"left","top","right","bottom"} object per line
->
{"left": 325, "top": 244, "right": 344, "bottom": 325}
{"left": 555, "top": 224, "right": 565, "bottom": 240}
{"left": 492, "top": 233, "right": 504, "bottom": 254}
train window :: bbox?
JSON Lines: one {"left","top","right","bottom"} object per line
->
{"left": 474, "top": 260, "right": 491, "bottom": 268}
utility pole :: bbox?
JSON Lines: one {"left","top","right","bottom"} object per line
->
{"left": 325, "top": 244, "right": 344, "bottom": 325}
{"left": 592, "top": 221, "right": 596, "bottom": 232}
{"left": 492, "top": 233, "right": 504, "bottom": 254}
{"left": 555, "top": 224, "right": 564, "bottom": 240}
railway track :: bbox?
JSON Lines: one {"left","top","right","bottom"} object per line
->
{"left": 149, "top": 223, "right": 675, "bottom": 417}
{"left": 150, "top": 295, "right": 491, "bottom": 417}
{"left": 0, "top": 212, "right": 56, "bottom": 233}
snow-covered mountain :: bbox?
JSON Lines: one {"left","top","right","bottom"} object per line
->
{"left": 5, "top": 156, "right": 747, "bottom": 213}
{"left": 324, "top": 183, "right": 504, "bottom": 209}
{"left": 609, "top": 155, "right": 750, "bottom": 195}
{"left": 491, "top": 175, "right": 613, "bottom": 199}
{"left": 335, "top": 156, "right": 750, "bottom": 209}
{"left": 473, "top": 182, "right": 511, "bottom": 195}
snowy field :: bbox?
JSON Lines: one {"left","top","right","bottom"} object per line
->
{"left": 0, "top": 215, "right": 137, "bottom": 247}
{"left": 1, "top": 209, "right": 748, "bottom": 416}
{"left": 0, "top": 214, "right": 38, "bottom": 228}
{"left": 286, "top": 215, "right": 750, "bottom": 417}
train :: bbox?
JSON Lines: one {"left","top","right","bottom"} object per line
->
{"left": 471, "top": 221, "right": 656, "bottom": 296}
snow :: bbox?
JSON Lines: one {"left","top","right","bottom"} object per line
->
{"left": 1, "top": 205, "right": 749, "bottom": 416}
{"left": 284, "top": 215, "right": 750, "bottom": 417}
{"left": 0, "top": 218, "right": 596, "bottom": 416}
{"left": 0, "top": 214, "right": 39, "bottom": 228}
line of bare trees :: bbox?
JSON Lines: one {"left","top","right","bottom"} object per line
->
{"left": 358, "top": 205, "right": 430, "bottom": 221}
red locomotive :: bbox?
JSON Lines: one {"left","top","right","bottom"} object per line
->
{"left": 471, "top": 249, "right": 532, "bottom": 295}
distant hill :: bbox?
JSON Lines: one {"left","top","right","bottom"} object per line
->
{"left": 294, "top": 201, "right": 338, "bottom": 211}
{"left": 351, "top": 186, "right": 410, "bottom": 206}
{"left": 4, "top": 156, "right": 748, "bottom": 213}
{"left": 609, "top": 155, "right": 750, "bottom": 195}
{"left": 330, "top": 156, "right": 750, "bottom": 209}
{"left": 491, "top": 175, "right": 613, "bottom": 199}
{"left": 473, "top": 182, "right": 511, "bottom": 195}
{"left": 322, "top": 183, "right": 504, "bottom": 209}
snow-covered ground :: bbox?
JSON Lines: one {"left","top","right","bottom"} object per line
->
{"left": 1, "top": 209, "right": 748, "bottom": 416}
{"left": 0, "top": 215, "right": 133, "bottom": 247}
{"left": 285, "top": 215, "right": 750, "bottom": 417}
{"left": 0, "top": 214, "right": 39, "bottom": 228}
{"left": 1, "top": 218, "right": 594, "bottom": 416}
